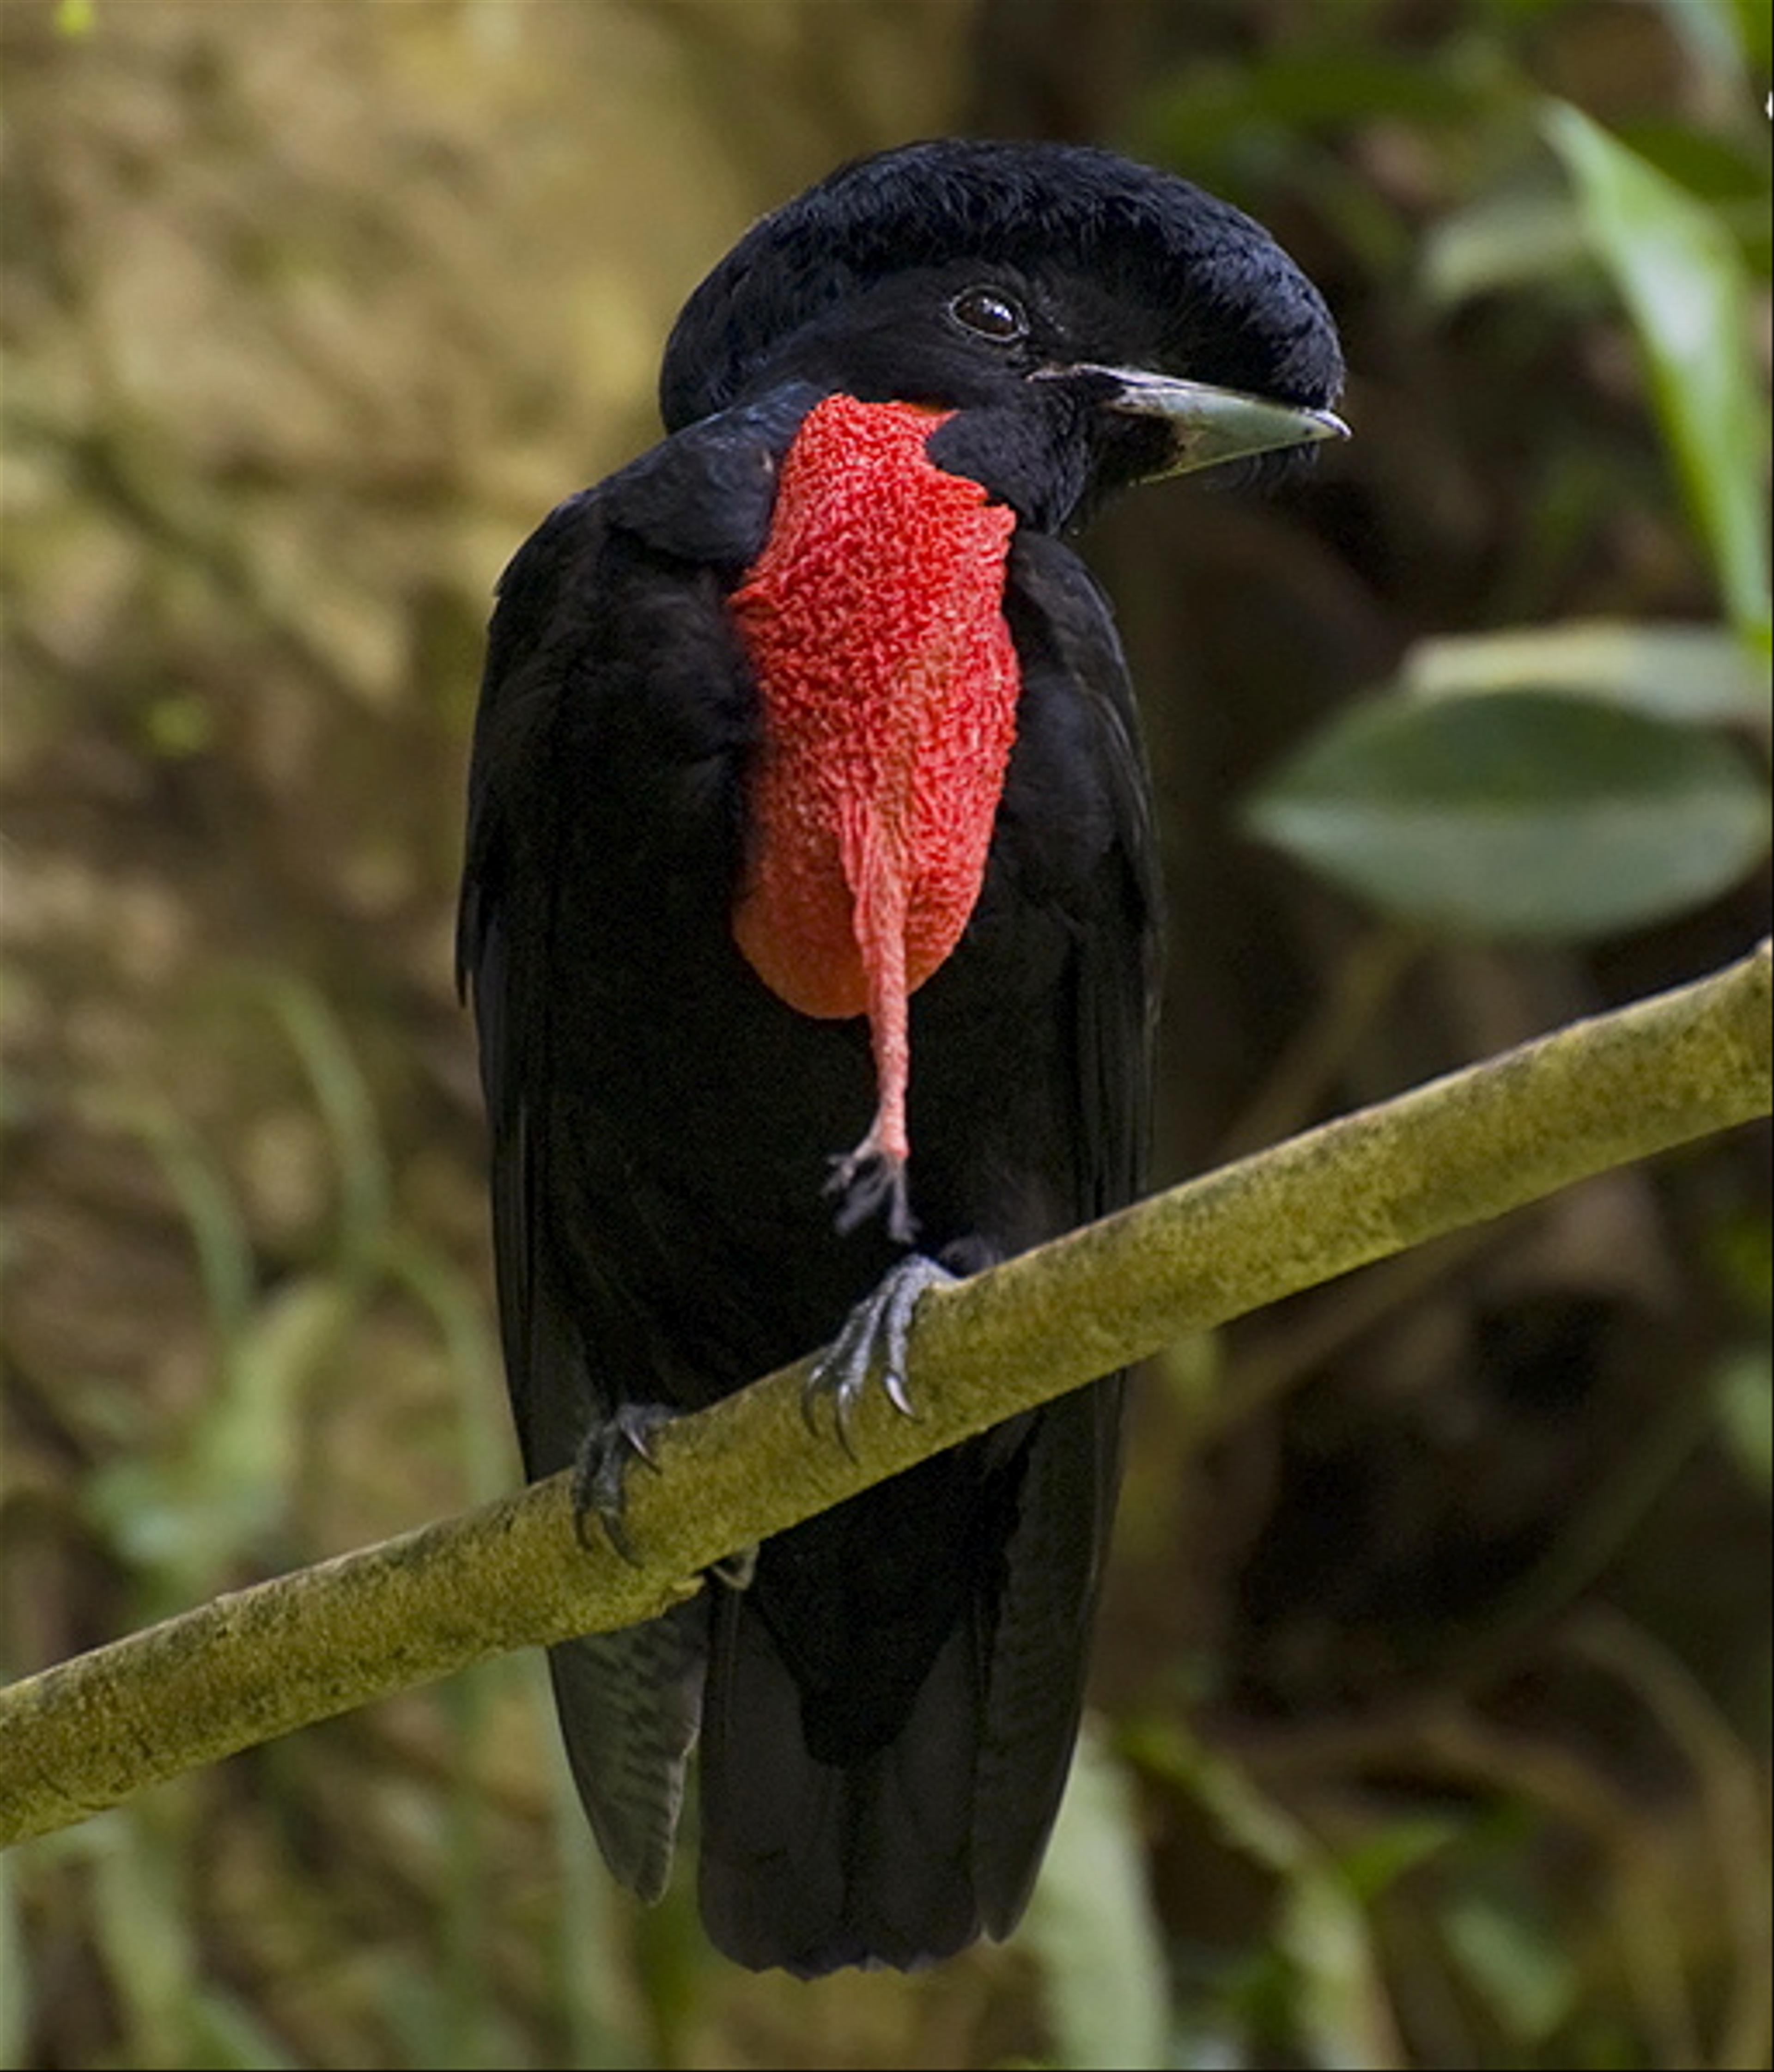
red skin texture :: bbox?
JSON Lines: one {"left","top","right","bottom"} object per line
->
{"left": 731, "top": 394, "right": 1020, "bottom": 1173}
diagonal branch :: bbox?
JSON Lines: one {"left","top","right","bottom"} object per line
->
{"left": 2, "top": 939, "right": 1768, "bottom": 1849}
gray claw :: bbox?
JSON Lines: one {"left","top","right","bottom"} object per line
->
{"left": 824, "top": 1141, "right": 918, "bottom": 1244}
{"left": 712, "top": 1544, "right": 759, "bottom": 1590}
{"left": 572, "top": 1402, "right": 674, "bottom": 1562}
{"left": 803, "top": 1255, "right": 955, "bottom": 1456}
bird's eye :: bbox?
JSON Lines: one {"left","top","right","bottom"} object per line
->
{"left": 948, "top": 286, "right": 1028, "bottom": 342}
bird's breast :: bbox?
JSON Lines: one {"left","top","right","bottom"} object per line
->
{"left": 729, "top": 392, "right": 1020, "bottom": 1023}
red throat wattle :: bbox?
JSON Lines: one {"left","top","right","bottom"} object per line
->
{"left": 730, "top": 393, "right": 1020, "bottom": 1226}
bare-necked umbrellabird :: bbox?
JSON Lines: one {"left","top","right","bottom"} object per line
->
{"left": 459, "top": 137, "right": 1344, "bottom": 1976}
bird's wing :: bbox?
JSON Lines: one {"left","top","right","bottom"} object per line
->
{"left": 1002, "top": 531, "right": 1163, "bottom": 1220}
{"left": 458, "top": 488, "right": 711, "bottom": 1899}
{"left": 458, "top": 503, "right": 588, "bottom": 1482}
{"left": 460, "top": 388, "right": 820, "bottom": 1900}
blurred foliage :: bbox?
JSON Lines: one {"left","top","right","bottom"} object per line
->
{"left": 1250, "top": 96, "right": 1770, "bottom": 943}
{"left": 1, "top": 3, "right": 1768, "bottom": 2070}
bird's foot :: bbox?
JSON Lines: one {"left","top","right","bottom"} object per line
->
{"left": 571, "top": 1402, "right": 676, "bottom": 1564}
{"left": 824, "top": 1131, "right": 917, "bottom": 1244}
{"left": 803, "top": 1254, "right": 957, "bottom": 1458}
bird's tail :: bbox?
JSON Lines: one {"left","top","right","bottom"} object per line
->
{"left": 694, "top": 1380, "right": 1120, "bottom": 1974}
{"left": 696, "top": 1589, "right": 992, "bottom": 1975}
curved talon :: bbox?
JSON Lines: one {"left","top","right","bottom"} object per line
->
{"left": 881, "top": 1362, "right": 916, "bottom": 1421}
{"left": 571, "top": 1402, "right": 676, "bottom": 1563}
{"left": 803, "top": 1255, "right": 956, "bottom": 1456}
{"left": 824, "top": 1140, "right": 918, "bottom": 1244}
{"left": 712, "top": 1544, "right": 759, "bottom": 1590}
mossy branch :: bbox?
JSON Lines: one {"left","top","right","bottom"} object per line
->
{"left": 3, "top": 940, "right": 1768, "bottom": 1850}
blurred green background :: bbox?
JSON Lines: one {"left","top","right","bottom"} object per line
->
{"left": 2, "top": 3, "right": 1768, "bottom": 2067}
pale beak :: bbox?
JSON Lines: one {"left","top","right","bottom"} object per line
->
{"left": 1065, "top": 364, "right": 1349, "bottom": 477}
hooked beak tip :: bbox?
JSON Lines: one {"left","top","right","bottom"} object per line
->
{"left": 1300, "top": 406, "right": 1351, "bottom": 444}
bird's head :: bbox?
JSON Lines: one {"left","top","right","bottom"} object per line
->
{"left": 659, "top": 137, "right": 1346, "bottom": 531}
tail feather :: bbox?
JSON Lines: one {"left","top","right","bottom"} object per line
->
{"left": 548, "top": 1598, "right": 709, "bottom": 1903}
{"left": 973, "top": 1376, "right": 1124, "bottom": 1931}
{"left": 696, "top": 1383, "right": 1122, "bottom": 1974}
{"left": 697, "top": 1589, "right": 979, "bottom": 1975}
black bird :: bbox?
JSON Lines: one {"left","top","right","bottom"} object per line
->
{"left": 458, "top": 138, "right": 1343, "bottom": 1976}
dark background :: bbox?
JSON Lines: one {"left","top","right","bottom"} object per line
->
{"left": 4, "top": 3, "right": 1768, "bottom": 2066}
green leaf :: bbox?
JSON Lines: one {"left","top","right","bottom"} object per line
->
{"left": 0, "top": 1853, "right": 26, "bottom": 2071}
{"left": 1655, "top": 0, "right": 1752, "bottom": 97}
{"left": 1402, "top": 622, "right": 1770, "bottom": 729}
{"left": 1132, "top": 1723, "right": 1403, "bottom": 2070}
{"left": 1543, "top": 102, "right": 1772, "bottom": 642}
{"left": 1713, "top": 1347, "right": 1773, "bottom": 1491}
{"left": 1420, "top": 184, "right": 1590, "bottom": 307}
{"left": 255, "top": 974, "right": 390, "bottom": 1273}
{"left": 1335, "top": 1817, "right": 1461, "bottom": 1907}
{"left": 86, "top": 1807, "right": 203, "bottom": 2068}
{"left": 1245, "top": 690, "right": 1771, "bottom": 940}
{"left": 186, "top": 1989, "right": 302, "bottom": 2071}
{"left": 1020, "top": 1722, "right": 1170, "bottom": 2072}
{"left": 1440, "top": 1887, "right": 1576, "bottom": 2043}
{"left": 85, "top": 1274, "right": 354, "bottom": 1600}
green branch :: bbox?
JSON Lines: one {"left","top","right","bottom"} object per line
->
{"left": 3, "top": 939, "right": 1768, "bottom": 1849}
